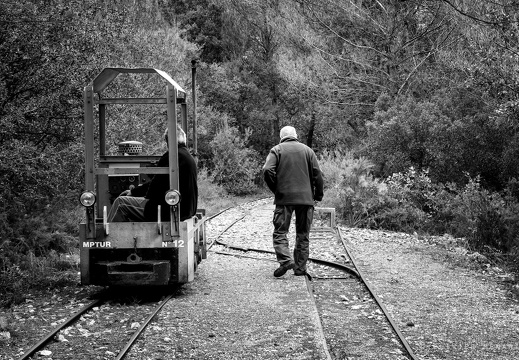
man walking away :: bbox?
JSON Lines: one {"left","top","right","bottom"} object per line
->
{"left": 262, "top": 126, "right": 324, "bottom": 277}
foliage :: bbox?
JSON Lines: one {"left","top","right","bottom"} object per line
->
{"left": 161, "top": 0, "right": 225, "bottom": 63}
{"left": 320, "top": 160, "right": 519, "bottom": 257}
{"left": 0, "top": 140, "right": 83, "bottom": 255}
{"left": 366, "top": 97, "right": 445, "bottom": 178}
{"left": 319, "top": 151, "right": 385, "bottom": 227}
{"left": 209, "top": 126, "right": 261, "bottom": 195}
{"left": 366, "top": 94, "right": 519, "bottom": 190}
{"left": 0, "top": 248, "right": 78, "bottom": 308}
{"left": 447, "top": 178, "right": 519, "bottom": 253}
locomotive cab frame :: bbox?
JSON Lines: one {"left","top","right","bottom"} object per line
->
{"left": 79, "top": 67, "right": 206, "bottom": 287}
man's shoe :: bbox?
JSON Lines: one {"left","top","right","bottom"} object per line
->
{"left": 274, "top": 262, "right": 294, "bottom": 277}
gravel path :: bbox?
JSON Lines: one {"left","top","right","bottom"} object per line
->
{"left": 341, "top": 227, "right": 519, "bottom": 360}
{"left": 127, "top": 253, "right": 330, "bottom": 359}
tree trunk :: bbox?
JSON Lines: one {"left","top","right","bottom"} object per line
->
{"left": 306, "top": 110, "right": 316, "bottom": 148}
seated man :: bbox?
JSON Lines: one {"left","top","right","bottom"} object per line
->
{"left": 107, "top": 124, "right": 198, "bottom": 222}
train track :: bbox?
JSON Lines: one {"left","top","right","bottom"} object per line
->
{"left": 14, "top": 198, "right": 416, "bottom": 359}
{"left": 206, "top": 198, "right": 417, "bottom": 360}
{"left": 16, "top": 289, "right": 174, "bottom": 360}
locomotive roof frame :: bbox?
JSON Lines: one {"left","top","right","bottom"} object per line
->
{"left": 83, "top": 67, "right": 188, "bottom": 240}
{"left": 91, "top": 67, "right": 186, "bottom": 97}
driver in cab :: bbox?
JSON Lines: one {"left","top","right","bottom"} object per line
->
{"left": 107, "top": 124, "right": 198, "bottom": 222}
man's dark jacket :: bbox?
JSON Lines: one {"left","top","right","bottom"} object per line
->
{"left": 263, "top": 137, "right": 324, "bottom": 205}
{"left": 132, "top": 145, "right": 198, "bottom": 221}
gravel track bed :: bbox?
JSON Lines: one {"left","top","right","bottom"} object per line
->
{"left": 1, "top": 289, "right": 173, "bottom": 360}
{"left": 127, "top": 254, "right": 329, "bottom": 360}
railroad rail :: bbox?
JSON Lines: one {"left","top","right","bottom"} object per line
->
{"left": 18, "top": 298, "right": 104, "bottom": 360}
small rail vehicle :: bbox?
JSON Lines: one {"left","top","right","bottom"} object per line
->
{"left": 78, "top": 66, "right": 206, "bottom": 287}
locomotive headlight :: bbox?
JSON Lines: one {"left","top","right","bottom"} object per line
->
{"left": 79, "top": 191, "right": 96, "bottom": 207}
{"left": 165, "top": 190, "right": 181, "bottom": 206}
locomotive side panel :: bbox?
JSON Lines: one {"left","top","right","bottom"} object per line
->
{"left": 79, "top": 222, "right": 180, "bottom": 286}
{"left": 79, "top": 217, "right": 205, "bottom": 286}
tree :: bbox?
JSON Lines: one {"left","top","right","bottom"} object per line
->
{"left": 160, "top": 0, "right": 225, "bottom": 63}
{"left": 0, "top": 0, "right": 197, "bottom": 249}
{"left": 209, "top": 125, "right": 260, "bottom": 195}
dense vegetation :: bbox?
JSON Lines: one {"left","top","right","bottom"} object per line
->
{"left": 2, "top": 0, "right": 519, "bottom": 305}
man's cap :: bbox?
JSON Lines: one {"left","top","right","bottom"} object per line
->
{"left": 280, "top": 126, "right": 297, "bottom": 140}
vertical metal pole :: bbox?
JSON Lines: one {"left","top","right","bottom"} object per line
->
{"left": 166, "top": 85, "right": 180, "bottom": 238}
{"left": 191, "top": 59, "right": 198, "bottom": 156}
{"left": 84, "top": 86, "right": 95, "bottom": 191}
{"left": 181, "top": 103, "right": 188, "bottom": 146}
{"left": 84, "top": 85, "right": 96, "bottom": 240}
{"left": 99, "top": 103, "right": 106, "bottom": 156}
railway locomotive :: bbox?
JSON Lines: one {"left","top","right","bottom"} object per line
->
{"left": 78, "top": 67, "right": 206, "bottom": 287}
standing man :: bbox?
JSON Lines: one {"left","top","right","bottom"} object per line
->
{"left": 263, "top": 125, "right": 324, "bottom": 277}
{"left": 108, "top": 124, "right": 198, "bottom": 222}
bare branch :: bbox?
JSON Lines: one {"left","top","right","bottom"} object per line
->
{"left": 441, "top": 0, "right": 502, "bottom": 26}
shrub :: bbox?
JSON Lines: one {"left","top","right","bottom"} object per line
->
{"left": 319, "top": 151, "right": 387, "bottom": 227}
{"left": 385, "top": 167, "right": 438, "bottom": 212}
{"left": 450, "top": 178, "right": 519, "bottom": 252}
{"left": 0, "top": 248, "right": 78, "bottom": 307}
{"left": 370, "top": 202, "right": 430, "bottom": 233}
{"left": 209, "top": 126, "right": 261, "bottom": 195}
{"left": 196, "top": 167, "right": 234, "bottom": 214}
{"left": 322, "top": 160, "right": 519, "bottom": 253}
{"left": 319, "top": 155, "right": 434, "bottom": 231}
{"left": 320, "top": 150, "right": 519, "bottom": 273}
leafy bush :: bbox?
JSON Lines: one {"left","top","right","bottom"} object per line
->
{"left": 321, "top": 157, "right": 519, "bottom": 257}
{"left": 209, "top": 126, "right": 261, "bottom": 195}
{"left": 0, "top": 200, "right": 81, "bottom": 307}
{"left": 377, "top": 169, "right": 519, "bottom": 247}
{"left": 0, "top": 248, "right": 78, "bottom": 307}
{"left": 370, "top": 202, "right": 429, "bottom": 233}
{"left": 0, "top": 141, "right": 82, "bottom": 254}
{"left": 0, "top": 141, "right": 82, "bottom": 307}
{"left": 319, "top": 151, "right": 387, "bottom": 227}
{"left": 448, "top": 178, "right": 519, "bottom": 252}
{"left": 377, "top": 167, "right": 440, "bottom": 232}
{"left": 196, "top": 168, "right": 233, "bottom": 214}
{"left": 366, "top": 97, "right": 449, "bottom": 179}
{"left": 366, "top": 95, "right": 519, "bottom": 191}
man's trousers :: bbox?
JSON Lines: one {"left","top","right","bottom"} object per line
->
{"left": 272, "top": 204, "right": 314, "bottom": 273}
{"left": 107, "top": 196, "right": 148, "bottom": 222}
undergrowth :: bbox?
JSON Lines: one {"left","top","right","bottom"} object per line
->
{"left": 318, "top": 151, "right": 519, "bottom": 273}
